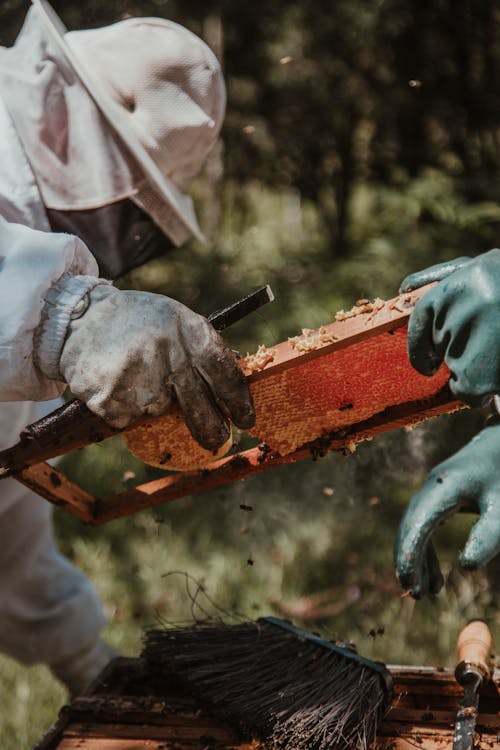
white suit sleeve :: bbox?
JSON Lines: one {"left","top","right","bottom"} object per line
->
{"left": 0, "top": 216, "right": 106, "bottom": 401}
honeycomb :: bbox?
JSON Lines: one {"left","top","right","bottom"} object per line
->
{"left": 123, "top": 290, "right": 449, "bottom": 471}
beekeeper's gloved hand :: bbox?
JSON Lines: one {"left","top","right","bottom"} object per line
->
{"left": 395, "top": 420, "right": 500, "bottom": 598}
{"left": 35, "top": 274, "right": 255, "bottom": 451}
{"left": 400, "top": 249, "right": 500, "bottom": 406}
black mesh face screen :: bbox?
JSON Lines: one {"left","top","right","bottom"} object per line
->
{"left": 47, "top": 200, "right": 176, "bottom": 279}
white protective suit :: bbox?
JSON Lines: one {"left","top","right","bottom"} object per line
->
{"left": 0, "top": 97, "right": 107, "bottom": 670}
{"left": 0, "top": 3, "right": 230, "bottom": 689}
{"left": 0, "top": 0, "right": 232, "bottom": 693}
{"left": 0, "top": 9, "right": 133, "bottom": 676}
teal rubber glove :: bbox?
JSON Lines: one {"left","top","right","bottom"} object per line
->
{"left": 400, "top": 249, "right": 500, "bottom": 406}
{"left": 395, "top": 420, "right": 500, "bottom": 598}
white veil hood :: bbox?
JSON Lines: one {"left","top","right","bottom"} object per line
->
{"left": 0, "top": 8, "right": 141, "bottom": 213}
{"left": 0, "top": 4, "right": 226, "bottom": 245}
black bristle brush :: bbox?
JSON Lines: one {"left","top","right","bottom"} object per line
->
{"left": 143, "top": 616, "right": 393, "bottom": 750}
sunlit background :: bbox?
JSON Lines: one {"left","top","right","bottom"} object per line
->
{"left": 1, "top": 1, "right": 500, "bottom": 746}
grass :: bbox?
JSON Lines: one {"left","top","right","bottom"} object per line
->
{"left": 3, "top": 176, "right": 500, "bottom": 747}
{"left": 3, "top": 415, "right": 498, "bottom": 749}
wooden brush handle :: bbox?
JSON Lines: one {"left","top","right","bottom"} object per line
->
{"left": 456, "top": 620, "right": 493, "bottom": 678}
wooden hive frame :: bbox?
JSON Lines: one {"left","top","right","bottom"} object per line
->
{"left": 2, "top": 285, "right": 462, "bottom": 525}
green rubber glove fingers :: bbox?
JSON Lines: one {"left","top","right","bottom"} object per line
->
{"left": 395, "top": 422, "right": 500, "bottom": 598}
{"left": 401, "top": 249, "right": 500, "bottom": 405}
{"left": 399, "top": 257, "right": 472, "bottom": 293}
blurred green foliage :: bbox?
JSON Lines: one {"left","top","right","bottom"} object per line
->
{"left": 1, "top": 0, "right": 500, "bottom": 747}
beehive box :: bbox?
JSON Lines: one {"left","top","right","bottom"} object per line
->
{"left": 36, "top": 658, "right": 500, "bottom": 750}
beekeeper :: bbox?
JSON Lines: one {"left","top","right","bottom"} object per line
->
{"left": 0, "top": 0, "right": 254, "bottom": 694}
{"left": 394, "top": 252, "right": 500, "bottom": 598}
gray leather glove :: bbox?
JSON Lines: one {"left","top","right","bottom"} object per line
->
{"left": 37, "top": 280, "right": 255, "bottom": 451}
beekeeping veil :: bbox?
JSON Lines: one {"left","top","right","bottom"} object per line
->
{"left": 0, "top": 0, "right": 226, "bottom": 248}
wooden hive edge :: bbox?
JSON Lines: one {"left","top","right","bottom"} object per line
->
{"left": 36, "top": 660, "right": 500, "bottom": 750}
